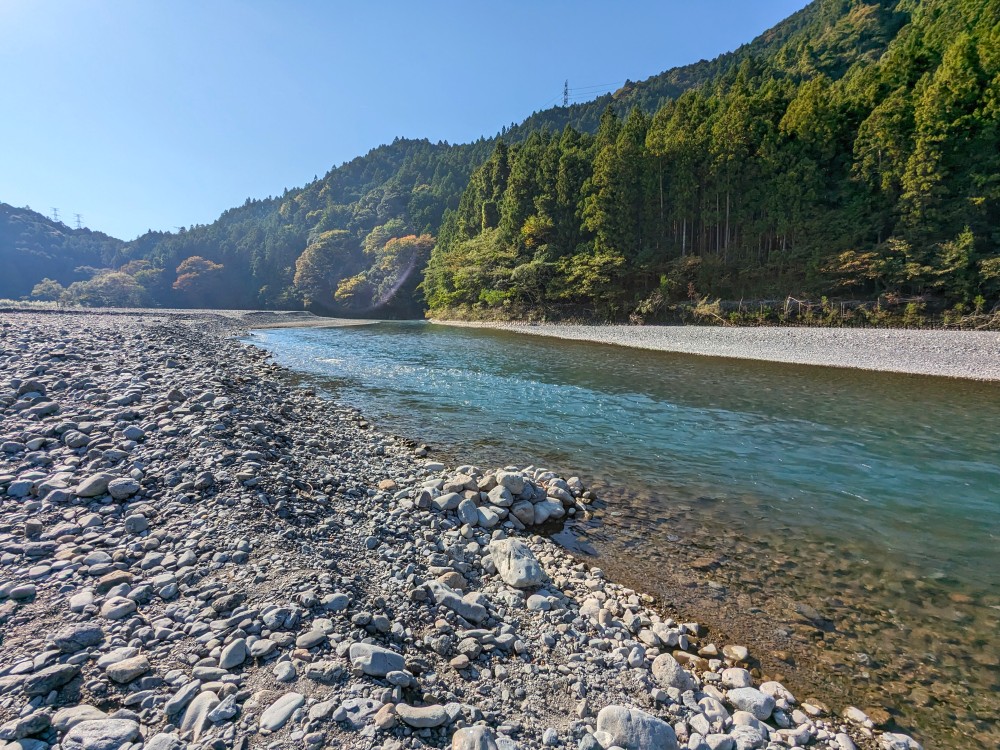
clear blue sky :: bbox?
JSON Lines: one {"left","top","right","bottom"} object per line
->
{"left": 0, "top": 1, "right": 809, "bottom": 240}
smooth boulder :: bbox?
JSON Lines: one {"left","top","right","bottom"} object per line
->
{"left": 349, "top": 643, "right": 405, "bottom": 677}
{"left": 652, "top": 653, "right": 695, "bottom": 691}
{"left": 63, "top": 719, "right": 140, "bottom": 750}
{"left": 727, "top": 687, "right": 775, "bottom": 721}
{"left": 490, "top": 538, "right": 544, "bottom": 588}
{"left": 596, "top": 705, "right": 679, "bottom": 750}
{"left": 260, "top": 692, "right": 305, "bottom": 731}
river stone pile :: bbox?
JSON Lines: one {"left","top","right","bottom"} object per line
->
{"left": 0, "top": 311, "right": 922, "bottom": 750}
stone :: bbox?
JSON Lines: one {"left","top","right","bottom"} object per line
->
{"left": 452, "top": 726, "right": 500, "bottom": 750}
{"left": 179, "top": 691, "right": 219, "bottom": 740}
{"left": 273, "top": 660, "right": 297, "bottom": 682}
{"left": 219, "top": 638, "right": 247, "bottom": 669}
{"left": 296, "top": 629, "right": 327, "bottom": 648}
{"left": 22, "top": 663, "right": 80, "bottom": 695}
{"left": 322, "top": 592, "right": 350, "bottom": 611}
{"left": 509, "top": 500, "right": 535, "bottom": 526}
{"left": 723, "top": 644, "right": 749, "bottom": 662}
{"left": 108, "top": 478, "right": 140, "bottom": 500}
{"left": 759, "top": 681, "right": 796, "bottom": 704}
{"left": 164, "top": 681, "right": 202, "bottom": 716}
{"left": 730, "top": 725, "right": 766, "bottom": 750}
{"left": 100, "top": 596, "right": 136, "bottom": 620}
{"left": 487, "top": 485, "right": 514, "bottom": 507}
{"left": 880, "top": 733, "right": 922, "bottom": 750}
{"left": 706, "top": 734, "right": 735, "bottom": 750}
{"left": 457, "top": 498, "right": 479, "bottom": 526}
{"left": 0, "top": 712, "right": 50, "bottom": 741}
{"left": 373, "top": 703, "right": 397, "bottom": 730}
{"left": 123, "top": 514, "right": 148, "bottom": 534}
{"left": 97, "top": 647, "right": 140, "bottom": 670}
{"left": 308, "top": 699, "right": 337, "bottom": 721}
{"left": 349, "top": 642, "right": 405, "bottom": 676}
{"left": 63, "top": 719, "right": 140, "bottom": 750}
{"left": 106, "top": 655, "right": 150, "bottom": 683}
{"left": 52, "top": 706, "right": 108, "bottom": 733}
{"left": 427, "top": 581, "right": 488, "bottom": 623}
{"left": 476, "top": 506, "right": 500, "bottom": 528}
{"left": 596, "top": 705, "right": 679, "bottom": 750}
{"left": 332, "top": 697, "right": 383, "bottom": 728}
{"left": 9, "top": 584, "right": 36, "bottom": 600}
{"left": 721, "top": 668, "right": 753, "bottom": 689}
{"left": 652, "top": 653, "right": 695, "bottom": 691}
{"left": 490, "top": 538, "right": 544, "bottom": 588}
{"left": 145, "top": 734, "right": 185, "bottom": 750}
{"left": 74, "top": 474, "right": 113, "bottom": 498}
{"left": 260, "top": 692, "right": 304, "bottom": 731}
{"left": 727, "top": 688, "right": 775, "bottom": 721}
{"left": 395, "top": 703, "right": 449, "bottom": 728}
{"left": 250, "top": 638, "right": 277, "bottom": 658}
{"left": 95, "top": 570, "right": 132, "bottom": 594}
{"left": 207, "top": 693, "right": 239, "bottom": 722}
{"left": 495, "top": 471, "right": 525, "bottom": 494}
{"left": 53, "top": 624, "right": 104, "bottom": 653}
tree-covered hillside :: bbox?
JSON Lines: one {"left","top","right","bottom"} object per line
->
{"left": 425, "top": 0, "right": 1000, "bottom": 321}
{"left": 4, "top": 0, "right": 998, "bottom": 323}
{"left": 0, "top": 204, "right": 126, "bottom": 300}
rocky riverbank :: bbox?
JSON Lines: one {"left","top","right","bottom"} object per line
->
{"left": 0, "top": 311, "right": 923, "bottom": 750}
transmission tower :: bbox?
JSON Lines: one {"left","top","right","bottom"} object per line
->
{"left": 74, "top": 213, "right": 83, "bottom": 230}
{"left": 51, "top": 207, "right": 60, "bottom": 223}
{"left": 563, "top": 80, "right": 569, "bottom": 107}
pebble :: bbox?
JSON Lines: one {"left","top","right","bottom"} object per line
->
{"left": 260, "top": 692, "right": 305, "bottom": 731}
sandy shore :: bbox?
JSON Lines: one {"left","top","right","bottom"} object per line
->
{"left": 433, "top": 321, "right": 1000, "bottom": 381}
{"left": 238, "top": 311, "right": 380, "bottom": 329}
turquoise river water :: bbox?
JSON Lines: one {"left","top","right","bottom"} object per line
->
{"left": 249, "top": 322, "right": 1000, "bottom": 749}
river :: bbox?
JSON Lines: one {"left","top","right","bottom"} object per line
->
{"left": 248, "top": 321, "right": 1000, "bottom": 749}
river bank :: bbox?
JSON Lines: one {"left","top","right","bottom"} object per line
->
{"left": 432, "top": 320, "right": 1000, "bottom": 381}
{"left": 0, "top": 310, "right": 924, "bottom": 750}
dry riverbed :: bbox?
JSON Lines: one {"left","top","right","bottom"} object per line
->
{"left": 0, "top": 310, "right": 922, "bottom": 750}
{"left": 434, "top": 321, "right": 1000, "bottom": 381}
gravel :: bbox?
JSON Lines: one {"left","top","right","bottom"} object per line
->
{"left": 0, "top": 309, "right": 920, "bottom": 750}
{"left": 434, "top": 322, "right": 1000, "bottom": 381}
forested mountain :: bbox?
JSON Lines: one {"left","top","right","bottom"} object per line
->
{"left": 4, "top": 0, "right": 998, "bottom": 323}
{"left": 0, "top": 204, "right": 126, "bottom": 301}
{"left": 426, "top": 0, "right": 1000, "bottom": 321}
{"left": 500, "top": 0, "right": 893, "bottom": 140}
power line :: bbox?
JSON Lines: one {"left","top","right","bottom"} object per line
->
{"left": 74, "top": 213, "right": 83, "bottom": 230}
{"left": 51, "top": 207, "right": 60, "bottom": 223}
{"left": 569, "top": 82, "right": 625, "bottom": 94}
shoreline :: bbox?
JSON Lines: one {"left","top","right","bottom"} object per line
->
{"left": 0, "top": 310, "right": 923, "bottom": 750}
{"left": 431, "top": 320, "right": 1000, "bottom": 382}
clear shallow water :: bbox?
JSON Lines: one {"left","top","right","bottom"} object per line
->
{"left": 250, "top": 322, "right": 1000, "bottom": 746}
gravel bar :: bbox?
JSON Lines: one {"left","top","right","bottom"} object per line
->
{"left": 0, "top": 310, "right": 922, "bottom": 750}
{"left": 433, "top": 322, "right": 1000, "bottom": 381}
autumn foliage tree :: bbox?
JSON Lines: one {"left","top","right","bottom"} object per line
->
{"left": 173, "top": 256, "right": 224, "bottom": 299}
{"left": 293, "top": 230, "right": 359, "bottom": 309}
{"left": 335, "top": 232, "right": 434, "bottom": 314}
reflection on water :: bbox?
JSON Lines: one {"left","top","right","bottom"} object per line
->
{"left": 250, "top": 322, "right": 1000, "bottom": 748}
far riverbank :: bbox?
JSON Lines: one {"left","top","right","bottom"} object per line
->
{"left": 431, "top": 320, "right": 1000, "bottom": 381}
